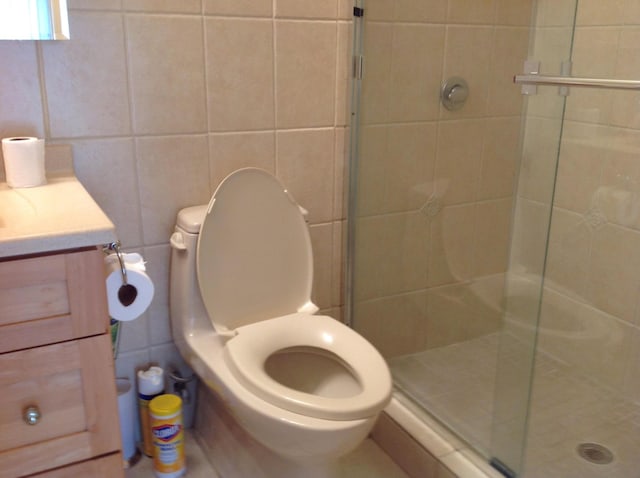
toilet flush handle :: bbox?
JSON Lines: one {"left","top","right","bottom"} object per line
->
{"left": 170, "top": 231, "right": 187, "bottom": 251}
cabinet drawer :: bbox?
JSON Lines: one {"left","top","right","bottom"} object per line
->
{"left": 0, "top": 249, "right": 108, "bottom": 353}
{"left": 0, "top": 334, "right": 121, "bottom": 478}
{"left": 29, "top": 453, "right": 123, "bottom": 478}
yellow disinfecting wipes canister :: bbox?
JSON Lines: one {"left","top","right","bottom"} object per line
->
{"left": 149, "top": 394, "right": 185, "bottom": 478}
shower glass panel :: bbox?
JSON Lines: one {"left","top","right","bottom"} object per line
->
{"left": 516, "top": 3, "right": 640, "bottom": 476}
{"left": 348, "top": 0, "right": 575, "bottom": 475}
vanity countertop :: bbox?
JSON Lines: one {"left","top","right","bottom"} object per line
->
{"left": 0, "top": 175, "right": 116, "bottom": 258}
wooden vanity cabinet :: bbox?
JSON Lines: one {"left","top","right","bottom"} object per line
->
{"left": 0, "top": 247, "right": 123, "bottom": 478}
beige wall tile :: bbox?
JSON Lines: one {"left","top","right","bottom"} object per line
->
{"left": 73, "top": 138, "right": 144, "bottom": 247}
{"left": 587, "top": 224, "right": 640, "bottom": 322}
{"left": 623, "top": 327, "right": 640, "bottom": 402}
{"left": 332, "top": 220, "right": 345, "bottom": 307}
{"left": 428, "top": 205, "right": 476, "bottom": 287}
{"left": 136, "top": 135, "right": 211, "bottom": 244}
{"left": 361, "top": 22, "right": 394, "bottom": 125}
{"left": 384, "top": 123, "right": 438, "bottom": 213}
{"left": 599, "top": 129, "right": 640, "bottom": 230}
{"left": 545, "top": 208, "right": 591, "bottom": 298}
{"left": 126, "top": 14, "right": 207, "bottom": 135}
{"left": 68, "top": 0, "right": 121, "bottom": 9}
{"left": 479, "top": 117, "right": 519, "bottom": 200}
{"left": 0, "top": 42, "right": 45, "bottom": 140}
{"left": 333, "top": 127, "right": 348, "bottom": 220}
{"left": 124, "top": 0, "right": 201, "bottom": 13}
{"left": 441, "top": 26, "right": 493, "bottom": 119}
{"left": 208, "top": 131, "right": 276, "bottom": 188}
{"left": 495, "top": 0, "right": 533, "bottom": 26}
{"left": 473, "top": 199, "right": 512, "bottom": 277}
{"left": 356, "top": 125, "right": 389, "bottom": 216}
{"left": 576, "top": 0, "right": 626, "bottom": 26}
{"left": 435, "top": 119, "right": 484, "bottom": 205}
{"left": 426, "top": 282, "right": 502, "bottom": 348}
{"left": 448, "top": 0, "right": 497, "bottom": 24}
{"left": 518, "top": 117, "right": 563, "bottom": 203}
{"left": 276, "top": 0, "right": 337, "bottom": 19}
{"left": 338, "top": 0, "right": 353, "bottom": 20}
{"left": 366, "top": 0, "right": 395, "bottom": 22}
{"left": 335, "top": 21, "right": 352, "bottom": 127}
{"left": 610, "top": 28, "right": 640, "bottom": 129}
{"left": 143, "top": 244, "right": 172, "bottom": 345}
{"left": 564, "top": 27, "right": 618, "bottom": 125}
{"left": 394, "top": 0, "right": 447, "bottom": 23}
{"left": 122, "top": 0, "right": 202, "bottom": 14}
{"left": 534, "top": 0, "right": 578, "bottom": 27}
{"left": 355, "top": 212, "right": 429, "bottom": 300}
{"left": 42, "top": 11, "right": 131, "bottom": 138}
{"left": 388, "top": 24, "right": 445, "bottom": 122}
{"left": 624, "top": 0, "right": 640, "bottom": 24}
{"left": 206, "top": 18, "right": 274, "bottom": 132}
{"left": 276, "top": 128, "right": 335, "bottom": 223}
{"left": 554, "top": 122, "right": 605, "bottom": 212}
{"left": 203, "top": 0, "right": 272, "bottom": 17}
{"left": 309, "top": 223, "right": 334, "bottom": 310}
{"left": 487, "top": 27, "right": 528, "bottom": 116}
{"left": 353, "top": 291, "right": 429, "bottom": 358}
{"left": 276, "top": 21, "right": 337, "bottom": 128}
{"left": 510, "top": 199, "right": 552, "bottom": 275}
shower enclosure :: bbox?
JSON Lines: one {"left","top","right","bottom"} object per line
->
{"left": 348, "top": 1, "right": 640, "bottom": 476}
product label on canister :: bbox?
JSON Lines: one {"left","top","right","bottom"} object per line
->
{"left": 140, "top": 393, "right": 162, "bottom": 457}
{"left": 151, "top": 417, "right": 184, "bottom": 473}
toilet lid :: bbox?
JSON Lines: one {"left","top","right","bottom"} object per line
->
{"left": 197, "top": 168, "right": 315, "bottom": 332}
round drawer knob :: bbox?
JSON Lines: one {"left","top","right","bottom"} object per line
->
{"left": 23, "top": 406, "right": 41, "bottom": 426}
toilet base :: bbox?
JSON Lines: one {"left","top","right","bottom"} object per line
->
{"left": 195, "top": 386, "right": 344, "bottom": 478}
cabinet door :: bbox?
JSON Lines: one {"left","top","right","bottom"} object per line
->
{"left": 0, "top": 248, "right": 108, "bottom": 353}
{"left": 0, "top": 334, "right": 121, "bottom": 478}
{"left": 28, "top": 453, "right": 124, "bottom": 478}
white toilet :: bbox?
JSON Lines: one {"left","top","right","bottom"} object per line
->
{"left": 169, "top": 168, "right": 392, "bottom": 468}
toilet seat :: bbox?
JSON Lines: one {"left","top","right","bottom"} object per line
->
{"left": 223, "top": 313, "right": 391, "bottom": 421}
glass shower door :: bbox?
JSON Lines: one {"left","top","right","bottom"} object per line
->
{"left": 490, "top": 1, "right": 579, "bottom": 474}
{"left": 347, "top": 0, "right": 576, "bottom": 476}
{"left": 510, "top": 2, "right": 640, "bottom": 476}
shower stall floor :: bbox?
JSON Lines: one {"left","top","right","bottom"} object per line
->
{"left": 389, "top": 333, "right": 640, "bottom": 477}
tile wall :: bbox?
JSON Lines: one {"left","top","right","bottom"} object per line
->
{"left": 352, "top": 0, "right": 532, "bottom": 358}
{"left": 0, "top": 0, "right": 352, "bottom": 386}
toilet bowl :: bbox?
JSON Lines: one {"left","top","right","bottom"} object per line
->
{"left": 169, "top": 168, "right": 392, "bottom": 465}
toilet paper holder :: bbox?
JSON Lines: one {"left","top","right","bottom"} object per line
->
{"left": 103, "top": 241, "right": 139, "bottom": 308}
{"left": 104, "top": 241, "right": 128, "bottom": 285}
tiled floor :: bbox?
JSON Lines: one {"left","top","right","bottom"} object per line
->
{"left": 125, "top": 430, "right": 409, "bottom": 478}
{"left": 390, "top": 333, "right": 640, "bottom": 478}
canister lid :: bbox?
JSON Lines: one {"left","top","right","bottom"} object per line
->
{"left": 137, "top": 366, "right": 164, "bottom": 396}
{"left": 150, "top": 394, "right": 182, "bottom": 416}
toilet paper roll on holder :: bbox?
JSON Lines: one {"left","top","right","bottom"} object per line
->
{"left": 104, "top": 241, "right": 138, "bottom": 307}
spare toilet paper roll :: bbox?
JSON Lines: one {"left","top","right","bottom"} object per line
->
{"left": 1, "top": 137, "right": 46, "bottom": 188}
{"left": 105, "top": 252, "right": 155, "bottom": 321}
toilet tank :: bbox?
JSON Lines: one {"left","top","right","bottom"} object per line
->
{"left": 169, "top": 206, "right": 211, "bottom": 343}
